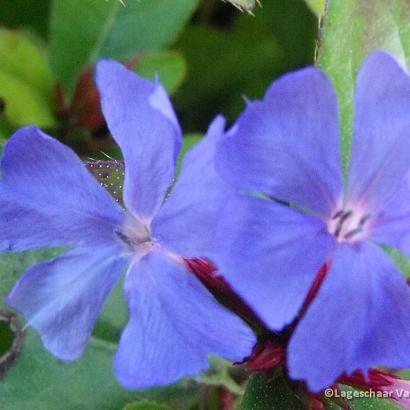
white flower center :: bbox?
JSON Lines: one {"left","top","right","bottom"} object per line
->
{"left": 327, "top": 207, "right": 371, "bottom": 243}
{"left": 115, "top": 214, "right": 155, "bottom": 255}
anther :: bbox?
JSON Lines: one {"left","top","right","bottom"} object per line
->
{"left": 332, "top": 210, "right": 344, "bottom": 219}
{"left": 334, "top": 210, "right": 352, "bottom": 238}
{"left": 344, "top": 227, "right": 362, "bottom": 240}
{"left": 359, "top": 214, "right": 371, "bottom": 226}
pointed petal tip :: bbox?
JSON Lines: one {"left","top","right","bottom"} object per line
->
{"left": 207, "top": 114, "right": 226, "bottom": 134}
{"left": 5, "top": 125, "right": 43, "bottom": 145}
{"left": 95, "top": 58, "right": 123, "bottom": 77}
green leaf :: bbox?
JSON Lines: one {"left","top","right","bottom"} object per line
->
{"left": 0, "top": 329, "right": 199, "bottom": 409}
{"left": 50, "top": 0, "right": 200, "bottom": 94}
{"left": 86, "top": 159, "right": 125, "bottom": 205}
{"left": 0, "top": 117, "right": 12, "bottom": 142}
{"left": 384, "top": 246, "right": 410, "bottom": 279}
{"left": 0, "top": 30, "right": 52, "bottom": 96}
{"left": 0, "top": 29, "right": 55, "bottom": 127}
{"left": 123, "top": 400, "right": 170, "bottom": 410}
{"left": 240, "top": 372, "right": 304, "bottom": 410}
{"left": 339, "top": 386, "right": 400, "bottom": 409}
{"left": 0, "top": 72, "right": 55, "bottom": 128}
{"left": 175, "top": 0, "right": 316, "bottom": 130}
{"left": 0, "top": 0, "right": 50, "bottom": 38}
{"left": 223, "top": 0, "right": 261, "bottom": 13}
{"left": 317, "top": 0, "right": 410, "bottom": 172}
{"left": 136, "top": 50, "right": 187, "bottom": 94}
{"left": 0, "top": 331, "right": 138, "bottom": 410}
{"left": 177, "top": 133, "right": 202, "bottom": 173}
{"left": 200, "top": 356, "right": 243, "bottom": 395}
{"left": 304, "top": 0, "right": 325, "bottom": 17}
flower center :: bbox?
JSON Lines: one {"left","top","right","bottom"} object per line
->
{"left": 114, "top": 214, "right": 155, "bottom": 254}
{"left": 327, "top": 208, "right": 371, "bottom": 243}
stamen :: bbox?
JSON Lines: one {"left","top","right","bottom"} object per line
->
{"left": 332, "top": 210, "right": 344, "bottom": 219}
{"left": 359, "top": 214, "right": 371, "bottom": 226}
{"left": 334, "top": 210, "right": 352, "bottom": 238}
{"left": 269, "top": 196, "right": 291, "bottom": 207}
{"left": 114, "top": 229, "right": 151, "bottom": 250}
{"left": 328, "top": 207, "right": 371, "bottom": 242}
{"left": 344, "top": 227, "right": 362, "bottom": 240}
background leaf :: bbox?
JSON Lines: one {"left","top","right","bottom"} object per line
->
{"left": 50, "top": 0, "right": 200, "bottom": 94}
{"left": 200, "top": 356, "right": 243, "bottom": 395}
{"left": 304, "top": 0, "right": 325, "bottom": 17}
{"left": 339, "top": 386, "right": 400, "bottom": 409}
{"left": 0, "top": 29, "right": 55, "bottom": 127}
{"left": 0, "top": 0, "right": 50, "bottom": 38}
{"left": 175, "top": 0, "right": 317, "bottom": 131}
{"left": 240, "top": 372, "right": 304, "bottom": 410}
{"left": 136, "top": 50, "right": 187, "bottom": 94}
{"left": 123, "top": 400, "right": 170, "bottom": 410}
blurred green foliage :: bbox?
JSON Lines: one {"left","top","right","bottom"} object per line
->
{"left": 50, "top": 0, "right": 199, "bottom": 94}
{"left": 0, "top": 0, "right": 319, "bottom": 157}
{"left": 240, "top": 372, "right": 304, "bottom": 410}
{"left": 0, "top": 30, "right": 55, "bottom": 128}
{"left": 175, "top": 0, "right": 317, "bottom": 131}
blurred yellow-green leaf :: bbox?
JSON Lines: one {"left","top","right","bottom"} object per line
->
{"left": 200, "top": 356, "right": 243, "bottom": 395}
{"left": 0, "top": 29, "right": 55, "bottom": 127}
{"left": 0, "top": 71, "right": 55, "bottom": 127}
{"left": 175, "top": 0, "right": 316, "bottom": 131}
{"left": 304, "top": 0, "right": 325, "bottom": 17}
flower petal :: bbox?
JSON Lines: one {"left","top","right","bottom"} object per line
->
{"left": 0, "top": 127, "right": 123, "bottom": 251}
{"left": 96, "top": 60, "right": 182, "bottom": 221}
{"left": 288, "top": 242, "right": 410, "bottom": 392}
{"left": 114, "top": 251, "right": 255, "bottom": 389}
{"left": 347, "top": 51, "right": 410, "bottom": 210}
{"left": 7, "top": 245, "right": 127, "bottom": 360}
{"left": 210, "top": 195, "right": 335, "bottom": 331}
{"left": 152, "top": 116, "right": 234, "bottom": 257}
{"left": 216, "top": 67, "right": 342, "bottom": 218}
{"left": 368, "top": 173, "right": 410, "bottom": 255}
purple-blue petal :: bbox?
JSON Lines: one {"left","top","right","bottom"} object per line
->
{"left": 0, "top": 127, "right": 123, "bottom": 251}
{"left": 288, "top": 242, "right": 410, "bottom": 392}
{"left": 7, "top": 245, "right": 127, "bottom": 360}
{"left": 152, "top": 116, "right": 235, "bottom": 257}
{"left": 216, "top": 67, "right": 342, "bottom": 219}
{"left": 369, "top": 172, "right": 410, "bottom": 255}
{"left": 347, "top": 51, "right": 410, "bottom": 211}
{"left": 114, "top": 251, "right": 255, "bottom": 389}
{"left": 210, "top": 195, "right": 336, "bottom": 331}
{"left": 96, "top": 60, "right": 182, "bottom": 221}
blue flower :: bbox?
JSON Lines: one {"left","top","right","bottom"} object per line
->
{"left": 211, "top": 51, "right": 410, "bottom": 391}
{"left": 0, "top": 60, "right": 255, "bottom": 389}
